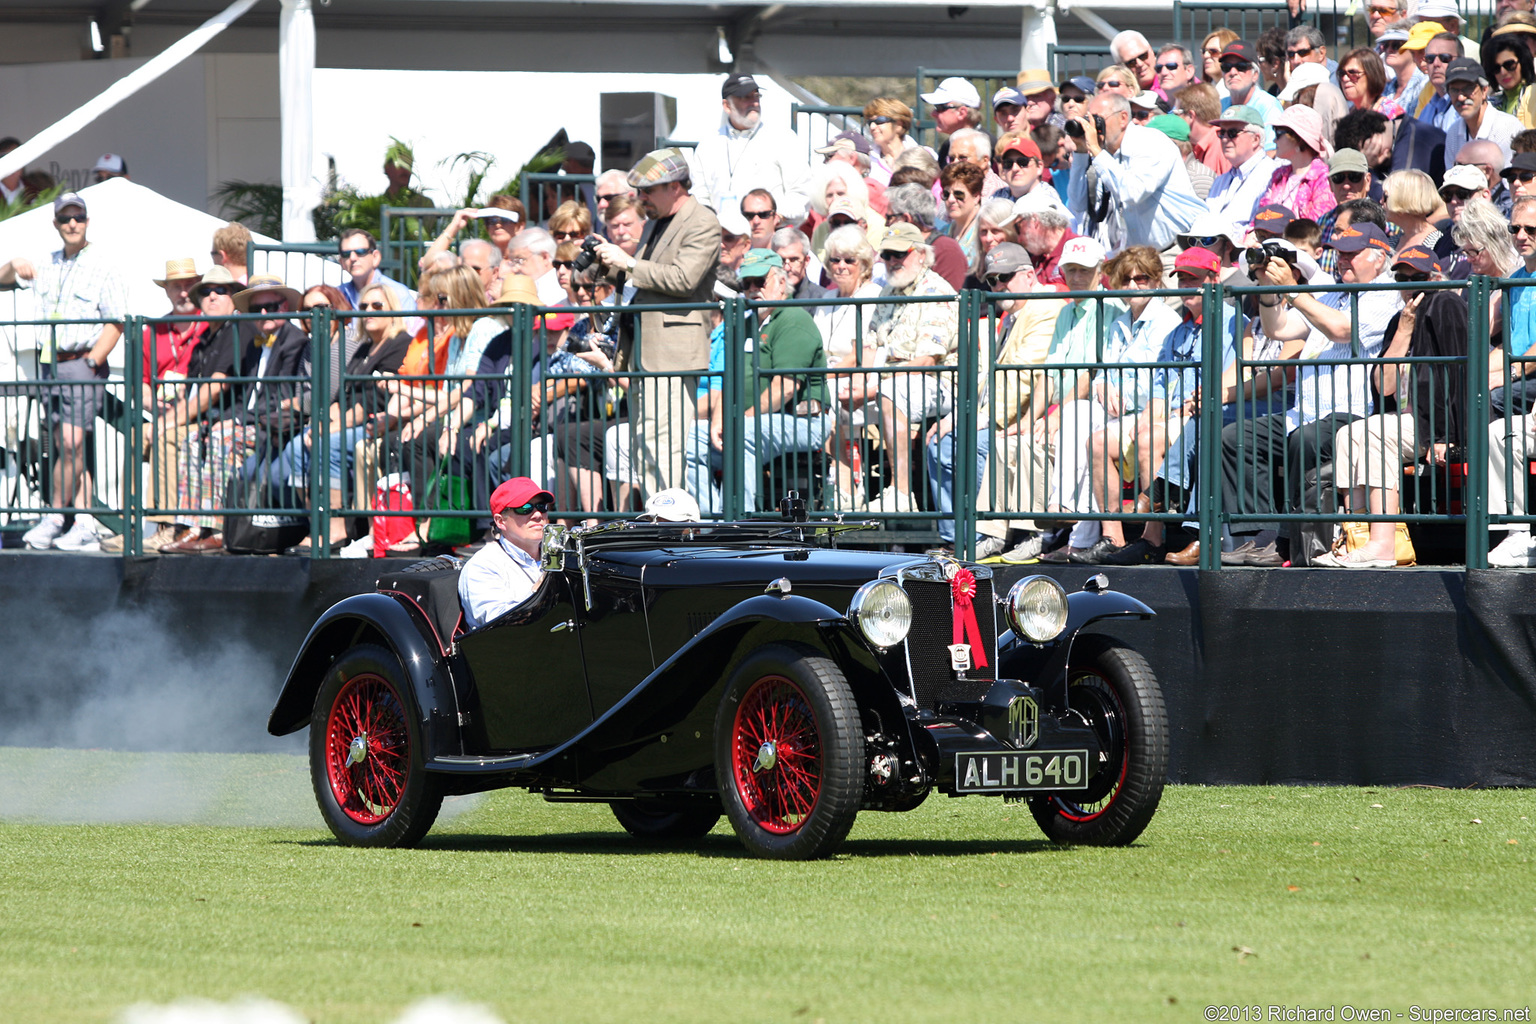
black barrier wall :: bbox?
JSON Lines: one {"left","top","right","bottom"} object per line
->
{"left": 3, "top": 552, "right": 1534, "bottom": 786}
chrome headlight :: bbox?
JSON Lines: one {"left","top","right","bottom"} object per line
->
{"left": 1006, "top": 575, "right": 1068, "bottom": 643}
{"left": 848, "top": 579, "right": 913, "bottom": 649}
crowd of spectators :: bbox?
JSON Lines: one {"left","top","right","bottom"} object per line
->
{"left": 14, "top": 4, "right": 1536, "bottom": 567}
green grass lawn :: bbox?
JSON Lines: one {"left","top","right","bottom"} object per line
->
{"left": 2, "top": 747, "right": 1534, "bottom": 1023}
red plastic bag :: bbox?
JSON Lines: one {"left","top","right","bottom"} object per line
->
{"left": 373, "top": 472, "right": 416, "bottom": 558}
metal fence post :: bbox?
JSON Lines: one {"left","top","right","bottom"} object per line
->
{"left": 310, "top": 305, "right": 333, "bottom": 559}
{"left": 122, "top": 314, "right": 143, "bottom": 557}
{"left": 1198, "top": 279, "right": 1224, "bottom": 570}
{"left": 510, "top": 302, "right": 533, "bottom": 479}
{"left": 1465, "top": 275, "right": 1492, "bottom": 568}
{"left": 721, "top": 297, "right": 745, "bottom": 521}
{"left": 954, "top": 290, "right": 981, "bottom": 560}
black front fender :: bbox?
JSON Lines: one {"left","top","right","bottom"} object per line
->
{"left": 997, "top": 588, "right": 1155, "bottom": 705}
{"left": 267, "top": 593, "right": 461, "bottom": 747}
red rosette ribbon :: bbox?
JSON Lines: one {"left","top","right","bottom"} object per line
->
{"left": 950, "top": 567, "right": 989, "bottom": 668}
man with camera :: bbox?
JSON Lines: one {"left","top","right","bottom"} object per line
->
{"left": 1066, "top": 92, "right": 1205, "bottom": 255}
{"left": 590, "top": 148, "right": 720, "bottom": 499}
{"left": 1220, "top": 223, "right": 1403, "bottom": 564}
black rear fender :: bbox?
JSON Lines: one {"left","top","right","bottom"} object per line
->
{"left": 997, "top": 589, "right": 1155, "bottom": 707}
{"left": 266, "top": 593, "right": 462, "bottom": 754}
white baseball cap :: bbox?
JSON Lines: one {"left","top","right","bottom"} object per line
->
{"left": 1440, "top": 164, "right": 1488, "bottom": 192}
{"left": 1416, "top": 0, "right": 1460, "bottom": 19}
{"left": 1059, "top": 236, "right": 1107, "bottom": 268}
{"left": 645, "top": 488, "right": 702, "bottom": 522}
{"left": 719, "top": 207, "right": 751, "bottom": 238}
{"left": 92, "top": 153, "right": 125, "bottom": 174}
{"left": 920, "top": 76, "right": 982, "bottom": 109}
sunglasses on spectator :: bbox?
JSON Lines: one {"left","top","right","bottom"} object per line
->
{"left": 1155, "top": 60, "right": 1184, "bottom": 72}
{"left": 554, "top": 260, "right": 576, "bottom": 270}
{"left": 826, "top": 255, "right": 860, "bottom": 265}
{"left": 360, "top": 301, "right": 387, "bottom": 311}
{"left": 867, "top": 115, "right": 897, "bottom": 125}
{"left": 931, "top": 103, "right": 965, "bottom": 112}
{"left": 55, "top": 214, "right": 87, "bottom": 224}
{"left": 1220, "top": 61, "right": 1254, "bottom": 73}
{"left": 1369, "top": 2, "right": 1397, "bottom": 12}
{"left": 1441, "top": 187, "right": 1476, "bottom": 201}
{"left": 1125, "top": 50, "right": 1153, "bottom": 65}
{"left": 1216, "top": 128, "right": 1248, "bottom": 140}
{"left": 744, "top": 209, "right": 776, "bottom": 219}
{"left": 551, "top": 230, "right": 582, "bottom": 241}
{"left": 1424, "top": 53, "right": 1457, "bottom": 64}
{"left": 201, "top": 285, "right": 232, "bottom": 296}
{"left": 339, "top": 246, "right": 375, "bottom": 259}
{"left": 595, "top": 192, "right": 626, "bottom": 203}
{"left": 1506, "top": 170, "right": 1536, "bottom": 183}
{"left": 573, "top": 285, "right": 597, "bottom": 295}
{"left": 436, "top": 293, "right": 451, "bottom": 304}
{"left": 941, "top": 189, "right": 972, "bottom": 200}
{"left": 1498, "top": 59, "right": 1522, "bottom": 73}
{"left": 503, "top": 501, "right": 551, "bottom": 516}
{"left": 1394, "top": 271, "right": 1431, "bottom": 283}
{"left": 1286, "top": 46, "right": 1315, "bottom": 59}
{"left": 879, "top": 249, "right": 910, "bottom": 261}
{"left": 485, "top": 217, "right": 516, "bottom": 227}
{"left": 1511, "top": 223, "right": 1536, "bottom": 235}
{"left": 983, "top": 274, "right": 1018, "bottom": 290}
{"left": 1331, "top": 171, "right": 1367, "bottom": 185}
{"left": 1099, "top": 79, "right": 1128, "bottom": 89}
{"left": 1341, "top": 67, "right": 1366, "bottom": 79}
{"left": 1274, "top": 128, "right": 1297, "bottom": 142}
{"left": 999, "top": 155, "right": 1036, "bottom": 170}
{"left": 1185, "top": 235, "right": 1224, "bottom": 248}
{"left": 303, "top": 301, "right": 330, "bottom": 310}
{"left": 1379, "top": 41, "right": 1403, "bottom": 53}
{"left": 248, "top": 301, "right": 286, "bottom": 314}
{"left": 1128, "top": 273, "right": 1155, "bottom": 286}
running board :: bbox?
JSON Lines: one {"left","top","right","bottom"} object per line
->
{"left": 428, "top": 753, "right": 540, "bottom": 773}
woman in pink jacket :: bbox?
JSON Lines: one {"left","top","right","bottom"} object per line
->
{"left": 1257, "top": 105, "right": 1337, "bottom": 224}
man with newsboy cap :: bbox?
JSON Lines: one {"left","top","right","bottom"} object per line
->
{"left": 458, "top": 477, "right": 552, "bottom": 630}
{"left": 689, "top": 73, "right": 813, "bottom": 221}
{"left": 590, "top": 148, "right": 721, "bottom": 500}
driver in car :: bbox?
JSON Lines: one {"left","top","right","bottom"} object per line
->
{"left": 458, "top": 477, "right": 552, "bottom": 630}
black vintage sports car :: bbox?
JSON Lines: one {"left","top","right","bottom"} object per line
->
{"left": 269, "top": 509, "right": 1168, "bottom": 860}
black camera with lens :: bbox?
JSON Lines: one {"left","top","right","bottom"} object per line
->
{"left": 1064, "top": 114, "right": 1107, "bottom": 140}
{"left": 571, "top": 233, "right": 604, "bottom": 273}
{"left": 1245, "top": 240, "right": 1299, "bottom": 276}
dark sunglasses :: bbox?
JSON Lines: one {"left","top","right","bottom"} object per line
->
{"left": 248, "top": 301, "right": 286, "bottom": 314}
{"left": 1498, "top": 59, "right": 1522, "bottom": 73}
{"left": 503, "top": 500, "right": 552, "bottom": 516}
{"left": 1441, "top": 187, "right": 1475, "bottom": 201}
{"left": 1125, "top": 50, "right": 1153, "bottom": 65}
{"left": 826, "top": 255, "right": 860, "bottom": 265}
{"left": 1100, "top": 79, "right": 1128, "bottom": 89}
{"left": 999, "top": 155, "right": 1036, "bottom": 170}
{"left": 1506, "top": 170, "right": 1536, "bottom": 183}
{"left": 984, "top": 274, "right": 1016, "bottom": 290}
{"left": 1511, "top": 223, "right": 1536, "bottom": 235}
{"left": 436, "top": 293, "right": 451, "bottom": 305}
{"left": 1220, "top": 61, "right": 1254, "bottom": 73}
{"left": 1330, "top": 171, "right": 1367, "bottom": 185}
{"left": 867, "top": 115, "right": 897, "bottom": 125}
{"left": 485, "top": 217, "right": 516, "bottom": 227}
{"left": 941, "top": 189, "right": 972, "bottom": 200}
{"left": 932, "top": 103, "right": 965, "bottom": 113}
{"left": 1155, "top": 60, "right": 1184, "bottom": 73}
{"left": 1424, "top": 53, "right": 1457, "bottom": 64}
{"left": 201, "top": 285, "right": 232, "bottom": 297}
{"left": 360, "top": 301, "right": 387, "bottom": 311}
{"left": 1286, "top": 46, "right": 1315, "bottom": 59}
{"left": 1273, "top": 128, "right": 1298, "bottom": 142}
{"left": 1378, "top": 41, "right": 1404, "bottom": 53}
{"left": 339, "top": 246, "right": 375, "bottom": 259}
{"left": 1184, "top": 235, "right": 1224, "bottom": 249}
{"left": 553, "top": 261, "right": 576, "bottom": 270}
{"left": 879, "top": 249, "right": 909, "bottom": 261}
{"left": 1216, "top": 127, "right": 1248, "bottom": 140}
{"left": 744, "top": 209, "right": 776, "bottom": 219}
{"left": 55, "top": 214, "right": 87, "bottom": 225}
{"left": 551, "top": 231, "right": 582, "bottom": 241}
{"left": 1128, "top": 273, "right": 1155, "bottom": 285}
{"left": 1394, "top": 271, "right": 1431, "bottom": 283}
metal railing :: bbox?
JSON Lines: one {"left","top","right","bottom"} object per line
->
{"left": 380, "top": 206, "right": 459, "bottom": 287}
{"left": 4, "top": 277, "right": 1534, "bottom": 568}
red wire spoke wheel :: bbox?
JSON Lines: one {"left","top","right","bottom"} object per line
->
{"left": 715, "top": 643, "right": 863, "bottom": 860}
{"left": 309, "top": 644, "right": 443, "bottom": 848}
{"left": 325, "top": 673, "right": 409, "bottom": 825}
{"left": 731, "top": 675, "right": 823, "bottom": 834}
{"left": 1029, "top": 635, "right": 1168, "bottom": 846}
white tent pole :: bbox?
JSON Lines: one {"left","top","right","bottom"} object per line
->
{"left": 0, "top": 0, "right": 259, "bottom": 183}
{"left": 1023, "top": 0, "right": 1058, "bottom": 72}
{"left": 280, "top": 0, "right": 318, "bottom": 242}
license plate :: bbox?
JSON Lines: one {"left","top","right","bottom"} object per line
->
{"left": 954, "top": 750, "right": 1090, "bottom": 793}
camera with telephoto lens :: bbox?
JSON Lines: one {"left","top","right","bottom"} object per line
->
{"left": 571, "top": 233, "right": 604, "bottom": 273}
{"left": 1245, "top": 240, "right": 1300, "bottom": 276}
{"left": 1064, "top": 114, "right": 1107, "bottom": 140}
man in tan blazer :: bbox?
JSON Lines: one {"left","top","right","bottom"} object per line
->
{"left": 594, "top": 148, "right": 721, "bottom": 499}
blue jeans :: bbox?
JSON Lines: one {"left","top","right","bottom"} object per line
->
{"left": 686, "top": 412, "right": 831, "bottom": 515}
{"left": 925, "top": 427, "right": 991, "bottom": 544}
{"left": 268, "top": 424, "right": 372, "bottom": 499}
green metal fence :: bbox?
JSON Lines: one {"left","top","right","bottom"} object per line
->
{"left": 5, "top": 278, "right": 1534, "bottom": 568}
{"left": 380, "top": 206, "right": 459, "bottom": 288}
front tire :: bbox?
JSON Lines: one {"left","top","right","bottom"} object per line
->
{"left": 1029, "top": 634, "right": 1167, "bottom": 846}
{"left": 611, "top": 800, "right": 722, "bottom": 840}
{"left": 310, "top": 644, "right": 444, "bottom": 847}
{"left": 715, "top": 643, "right": 864, "bottom": 860}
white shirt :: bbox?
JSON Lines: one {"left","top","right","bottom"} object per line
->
{"left": 534, "top": 268, "right": 567, "bottom": 307}
{"left": 458, "top": 537, "right": 543, "bottom": 631}
{"left": 1206, "top": 151, "right": 1284, "bottom": 225}
{"left": 1286, "top": 269, "right": 1402, "bottom": 432}
{"left": 1446, "top": 104, "right": 1524, "bottom": 166}
{"left": 1068, "top": 124, "right": 1206, "bottom": 252}
{"left": 689, "top": 117, "right": 815, "bottom": 222}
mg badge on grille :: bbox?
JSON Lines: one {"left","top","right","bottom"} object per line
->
{"left": 948, "top": 643, "right": 971, "bottom": 672}
{"left": 1008, "top": 695, "right": 1039, "bottom": 749}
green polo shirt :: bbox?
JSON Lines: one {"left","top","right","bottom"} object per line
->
{"left": 747, "top": 304, "right": 828, "bottom": 410}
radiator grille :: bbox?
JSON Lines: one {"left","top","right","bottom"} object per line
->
{"left": 903, "top": 576, "right": 996, "bottom": 709}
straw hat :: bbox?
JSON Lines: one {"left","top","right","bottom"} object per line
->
{"left": 492, "top": 274, "right": 541, "bottom": 307}
{"left": 153, "top": 258, "right": 201, "bottom": 287}
{"left": 232, "top": 274, "right": 303, "bottom": 313}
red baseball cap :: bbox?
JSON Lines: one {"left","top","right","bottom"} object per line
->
{"left": 490, "top": 477, "right": 554, "bottom": 515}
{"left": 998, "top": 136, "right": 1043, "bottom": 162}
{"left": 535, "top": 311, "right": 577, "bottom": 332}
{"left": 1174, "top": 247, "right": 1222, "bottom": 275}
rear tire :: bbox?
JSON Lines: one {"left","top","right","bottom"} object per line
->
{"left": 715, "top": 643, "right": 863, "bottom": 860}
{"left": 310, "top": 643, "right": 443, "bottom": 847}
{"left": 1029, "top": 634, "right": 1167, "bottom": 846}
{"left": 610, "top": 800, "right": 722, "bottom": 840}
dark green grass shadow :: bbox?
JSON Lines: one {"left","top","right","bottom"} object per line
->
{"left": 279, "top": 832, "right": 1066, "bottom": 857}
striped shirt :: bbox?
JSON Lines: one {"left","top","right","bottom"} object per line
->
{"left": 19, "top": 244, "right": 126, "bottom": 354}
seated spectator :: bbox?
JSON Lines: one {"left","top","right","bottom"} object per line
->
{"left": 1200, "top": 29, "right": 1240, "bottom": 95}
{"left": 1217, "top": 40, "right": 1284, "bottom": 147}
{"left": 815, "top": 225, "right": 884, "bottom": 366}
{"left": 946, "top": 127, "right": 1009, "bottom": 198}
{"left": 772, "top": 225, "right": 831, "bottom": 300}
{"left": 1324, "top": 247, "right": 1470, "bottom": 567}
{"left": 807, "top": 161, "right": 885, "bottom": 257}
{"left": 210, "top": 221, "right": 251, "bottom": 285}
{"left": 1339, "top": 47, "right": 1405, "bottom": 118}
{"left": 864, "top": 97, "right": 921, "bottom": 182}
{"left": 1383, "top": 168, "right": 1446, "bottom": 253}
{"left": 1485, "top": 34, "right": 1536, "bottom": 127}
{"left": 1173, "top": 82, "right": 1232, "bottom": 175}
{"left": 741, "top": 188, "right": 781, "bottom": 249}
{"left": 1501, "top": 151, "right": 1536, "bottom": 206}
{"left": 1450, "top": 195, "right": 1520, "bottom": 290}
{"left": 1487, "top": 200, "right": 1536, "bottom": 562}
{"left": 1257, "top": 106, "right": 1337, "bottom": 223}
{"left": 884, "top": 182, "right": 968, "bottom": 289}
{"left": 553, "top": 240, "right": 581, "bottom": 301}
{"left": 1205, "top": 106, "right": 1282, "bottom": 224}
{"left": 507, "top": 227, "right": 566, "bottom": 306}
{"left": 1445, "top": 57, "right": 1523, "bottom": 163}
{"left": 993, "top": 132, "right": 1065, "bottom": 209}
{"left": 547, "top": 200, "right": 592, "bottom": 248}
{"left": 941, "top": 161, "right": 986, "bottom": 273}
{"left": 684, "top": 249, "right": 830, "bottom": 514}
{"left": 1156, "top": 45, "right": 1200, "bottom": 98}
{"left": 337, "top": 230, "right": 414, "bottom": 313}
{"left": 1148, "top": 113, "right": 1215, "bottom": 200}
{"left": 991, "top": 86, "right": 1027, "bottom": 136}
{"left": 1012, "top": 189, "right": 1079, "bottom": 288}
{"left": 458, "top": 238, "right": 502, "bottom": 303}
{"left": 458, "top": 477, "right": 551, "bottom": 631}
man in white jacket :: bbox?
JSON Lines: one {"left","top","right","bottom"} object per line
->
{"left": 689, "top": 73, "right": 814, "bottom": 223}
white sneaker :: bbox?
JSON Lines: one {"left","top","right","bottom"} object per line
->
{"left": 972, "top": 535, "right": 1007, "bottom": 560}
{"left": 1000, "top": 533, "right": 1045, "bottom": 564}
{"left": 338, "top": 536, "right": 372, "bottom": 559}
{"left": 1488, "top": 531, "right": 1536, "bottom": 568}
{"left": 858, "top": 489, "right": 918, "bottom": 515}
{"left": 22, "top": 514, "right": 64, "bottom": 550}
{"left": 52, "top": 514, "right": 103, "bottom": 552}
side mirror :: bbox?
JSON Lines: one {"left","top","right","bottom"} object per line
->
{"left": 540, "top": 524, "right": 567, "bottom": 572}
